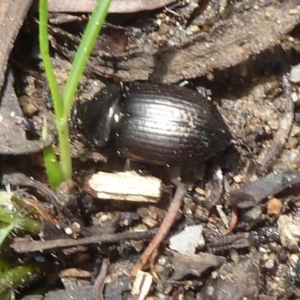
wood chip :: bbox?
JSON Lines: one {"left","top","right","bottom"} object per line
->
{"left": 132, "top": 270, "right": 153, "bottom": 300}
{"left": 59, "top": 268, "right": 91, "bottom": 278}
{"left": 85, "top": 171, "right": 162, "bottom": 202}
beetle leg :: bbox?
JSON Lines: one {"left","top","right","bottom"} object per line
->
{"left": 124, "top": 158, "right": 131, "bottom": 171}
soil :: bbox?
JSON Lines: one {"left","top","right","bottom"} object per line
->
{"left": 2, "top": 0, "right": 300, "bottom": 299}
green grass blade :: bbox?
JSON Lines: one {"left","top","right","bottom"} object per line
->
{"left": 39, "top": 0, "right": 63, "bottom": 119}
{"left": 39, "top": 0, "right": 72, "bottom": 181}
{"left": 62, "top": 0, "right": 112, "bottom": 114}
{"left": 43, "top": 146, "right": 64, "bottom": 188}
{"left": 42, "top": 122, "right": 64, "bottom": 188}
{"left": 39, "top": 0, "right": 112, "bottom": 184}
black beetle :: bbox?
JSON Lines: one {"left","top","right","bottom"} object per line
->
{"left": 74, "top": 83, "right": 232, "bottom": 166}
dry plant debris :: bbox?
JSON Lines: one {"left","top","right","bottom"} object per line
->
{"left": 85, "top": 171, "right": 162, "bottom": 202}
{"left": 0, "top": 72, "right": 52, "bottom": 154}
{"left": 3, "top": 0, "right": 300, "bottom": 299}
{"left": 49, "top": 1, "right": 300, "bottom": 83}
{"left": 47, "top": 0, "right": 177, "bottom": 13}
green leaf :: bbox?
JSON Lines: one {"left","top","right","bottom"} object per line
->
{"left": 0, "top": 223, "right": 14, "bottom": 247}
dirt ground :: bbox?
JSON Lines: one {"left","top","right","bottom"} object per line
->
{"left": 2, "top": 0, "right": 300, "bottom": 299}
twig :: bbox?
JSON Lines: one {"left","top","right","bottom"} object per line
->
{"left": 256, "top": 73, "right": 294, "bottom": 172}
{"left": 131, "top": 183, "right": 188, "bottom": 276}
{"left": 224, "top": 208, "right": 239, "bottom": 235}
{"left": 11, "top": 229, "right": 157, "bottom": 253}
{"left": 93, "top": 258, "right": 110, "bottom": 300}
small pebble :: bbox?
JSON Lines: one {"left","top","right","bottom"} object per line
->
{"left": 290, "top": 63, "right": 300, "bottom": 83}
{"left": 233, "top": 175, "right": 244, "bottom": 183}
{"left": 267, "top": 198, "right": 282, "bottom": 215}
{"left": 169, "top": 225, "right": 204, "bottom": 255}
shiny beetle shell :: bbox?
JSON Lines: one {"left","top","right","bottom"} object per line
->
{"left": 76, "top": 83, "right": 232, "bottom": 166}
{"left": 116, "top": 83, "right": 232, "bottom": 165}
{"left": 73, "top": 85, "right": 121, "bottom": 147}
